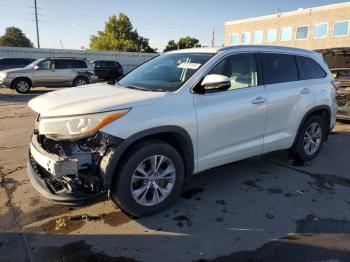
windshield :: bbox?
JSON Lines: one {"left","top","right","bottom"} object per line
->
{"left": 25, "top": 58, "right": 45, "bottom": 69}
{"left": 118, "top": 53, "right": 214, "bottom": 92}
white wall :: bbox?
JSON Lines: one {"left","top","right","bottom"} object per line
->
{"left": 0, "top": 47, "right": 158, "bottom": 73}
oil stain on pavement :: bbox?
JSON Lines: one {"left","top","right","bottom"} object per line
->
{"left": 26, "top": 211, "right": 133, "bottom": 234}
{"left": 33, "top": 240, "right": 139, "bottom": 262}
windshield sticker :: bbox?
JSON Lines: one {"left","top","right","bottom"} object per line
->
{"left": 177, "top": 62, "right": 201, "bottom": 70}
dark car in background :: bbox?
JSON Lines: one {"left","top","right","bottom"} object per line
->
{"left": 332, "top": 68, "right": 350, "bottom": 120}
{"left": 0, "top": 58, "right": 35, "bottom": 71}
{"left": 91, "top": 60, "right": 123, "bottom": 81}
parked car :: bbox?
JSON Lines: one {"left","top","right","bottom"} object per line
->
{"left": 0, "top": 57, "right": 97, "bottom": 93}
{"left": 27, "top": 46, "right": 337, "bottom": 217}
{"left": 91, "top": 60, "right": 123, "bottom": 80}
{"left": 331, "top": 68, "right": 350, "bottom": 120}
{"left": 0, "top": 57, "right": 35, "bottom": 71}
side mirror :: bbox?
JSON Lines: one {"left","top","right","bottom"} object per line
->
{"left": 33, "top": 65, "right": 39, "bottom": 70}
{"left": 201, "top": 74, "right": 231, "bottom": 92}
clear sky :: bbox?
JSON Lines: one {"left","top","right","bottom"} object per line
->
{"left": 0, "top": 0, "right": 347, "bottom": 52}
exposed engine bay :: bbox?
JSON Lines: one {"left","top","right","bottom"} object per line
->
{"left": 29, "top": 131, "right": 122, "bottom": 198}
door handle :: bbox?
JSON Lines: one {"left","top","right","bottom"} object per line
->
{"left": 251, "top": 97, "right": 266, "bottom": 104}
{"left": 301, "top": 88, "right": 311, "bottom": 94}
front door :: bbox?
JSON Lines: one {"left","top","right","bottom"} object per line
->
{"left": 194, "top": 52, "right": 268, "bottom": 172}
{"left": 31, "top": 59, "right": 58, "bottom": 86}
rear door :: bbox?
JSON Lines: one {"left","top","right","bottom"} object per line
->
{"left": 54, "top": 59, "right": 76, "bottom": 85}
{"left": 260, "top": 53, "right": 316, "bottom": 153}
{"left": 194, "top": 52, "right": 268, "bottom": 172}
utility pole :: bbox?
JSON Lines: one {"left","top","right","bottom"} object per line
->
{"left": 34, "top": 0, "right": 40, "bottom": 48}
{"left": 211, "top": 28, "right": 215, "bottom": 47}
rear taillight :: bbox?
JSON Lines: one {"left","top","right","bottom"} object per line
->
{"left": 331, "top": 80, "right": 340, "bottom": 91}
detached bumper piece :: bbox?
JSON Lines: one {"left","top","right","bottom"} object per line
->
{"left": 336, "top": 89, "right": 350, "bottom": 120}
{"left": 27, "top": 132, "right": 122, "bottom": 204}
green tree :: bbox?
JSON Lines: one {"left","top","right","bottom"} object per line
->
{"left": 178, "top": 36, "right": 201, "bottom": 49}
{"left": 90, "top": 13, "right": 156, "bottom": 53}
{"left": 0, "top": 27, "right": 33, "bottom": 48}
{"left": 163, "top": 37, "right": 201, "bottom": 52}
{"left": 163, "top": 40, "right": 177, "bottom": 52}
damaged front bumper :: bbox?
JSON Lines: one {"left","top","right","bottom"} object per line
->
{"left": 27, "top": 132, "right": 123, "bottom": 204}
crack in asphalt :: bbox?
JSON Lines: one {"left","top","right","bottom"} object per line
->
{"left": 0, "top": 167, "right": 33, "bottom": 261}
{"left": 0, "top": 107, "right": 26, "bottom": 113}
{"left": 3, "top": 166, "right": 26, "bottom": 176}
{"left": 0, "top": 145, "right": 28, "bottom": 150}
{"left": 0, "top": 114, "right": 33, "bottom": 120}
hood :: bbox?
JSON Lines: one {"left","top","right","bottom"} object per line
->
{"left": 28, "top": 83, "right": 165, "bottom": 117}
{"left": 1, "top": 68, "right": 28, "bottom": 74}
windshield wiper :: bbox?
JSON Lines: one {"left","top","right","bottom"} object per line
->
{"left": 125, "top": 85, "right": 152, "bottom": 91}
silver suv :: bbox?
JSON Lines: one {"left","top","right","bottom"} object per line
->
{"left": 0, "top": 58, "right": 97, "bottom": 93}
{"left": 27, "top": 46, "right": 337, "bottom": 217}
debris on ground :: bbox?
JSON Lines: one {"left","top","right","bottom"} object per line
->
{"left": 173, "top": 215, "right": 193, "bottom": 227}
{"left": 69, "top": 215, "right": 101, "bottom": 221}
{"left": 55, "top": 218, "right": 67, "bottom": 231}
{"left": 296, "top": 190, "right": 306, "bottom": 195}
{"left": 266, "top": 214, "right": 274, "bottom": 219}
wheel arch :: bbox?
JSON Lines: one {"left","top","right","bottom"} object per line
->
{"left": 104, "top": 126, "right": 195, "bottom": 189}
{"left": 73, "top": 75, "right": 89, "bottom": 85}
{"left": 11, "top": 77, "right": 32, "bottom": 89}
{"left": 293, "top": 105, "right": 331, "bottom": 146}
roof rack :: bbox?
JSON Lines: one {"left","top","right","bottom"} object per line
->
{"left": 218, "top": 45, "right": 318, "bottom": 55}
{"left": 46, "top": 57, "right": 87, "bottom": 60}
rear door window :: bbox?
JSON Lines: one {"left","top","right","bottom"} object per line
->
{"left": 296, "top": 56, "right": 326, "bottom": 80}
{"left": 72, "top": 60, "right": 87, "bottom": 68}
{"left": 260, "top": 53, "right": 299, "bottom": 85}
{"left": 54, "top": 59, "right": 70, "bottom": 69}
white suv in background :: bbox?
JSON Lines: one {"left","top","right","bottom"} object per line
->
{"left": 27, "top": 46, "right": 337, "bottom": 217}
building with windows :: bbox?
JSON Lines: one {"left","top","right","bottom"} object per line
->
{"left": 224, "top": 2, "right": 350, "bottom": 68}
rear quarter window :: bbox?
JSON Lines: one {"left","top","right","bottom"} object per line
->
{"left": 72, "top": 60, "right": 88, "bottom": 68}
{"left": 296, "top": 56, "right": 326, "bottom": 80}
{"left": 260, "top": 53, "right": 299, "bottom": 85}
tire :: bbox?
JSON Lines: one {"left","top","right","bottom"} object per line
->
{"left": 290, "top": 115, "right": 326, "bottom": 162}
{"left": 73, "top": 77, "right": 89, "bottom": 86}
{"left": 111, "top": 140, "right": 185, "bottom": 217}
{"left": 13, "top": 78, "right": 31, "bottom": 94}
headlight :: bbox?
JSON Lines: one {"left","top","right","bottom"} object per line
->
{"left": 0, "top": 72, "right": 7, "bottom": 79}
{"left": 38, "top": 109, "right": 130, "bottom": 140}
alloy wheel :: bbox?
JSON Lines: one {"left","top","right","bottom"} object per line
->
{"left": 130, "top": 155, "right": 176, "bottom": 206}
{"left": 303, "top": 122, "right": 322, "bottom": 155}
{"left": 76, "top": 79, "right": 87, "bottom": 86}
{"left": 17, "top": 81, "right": 29, "bottom": 92}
